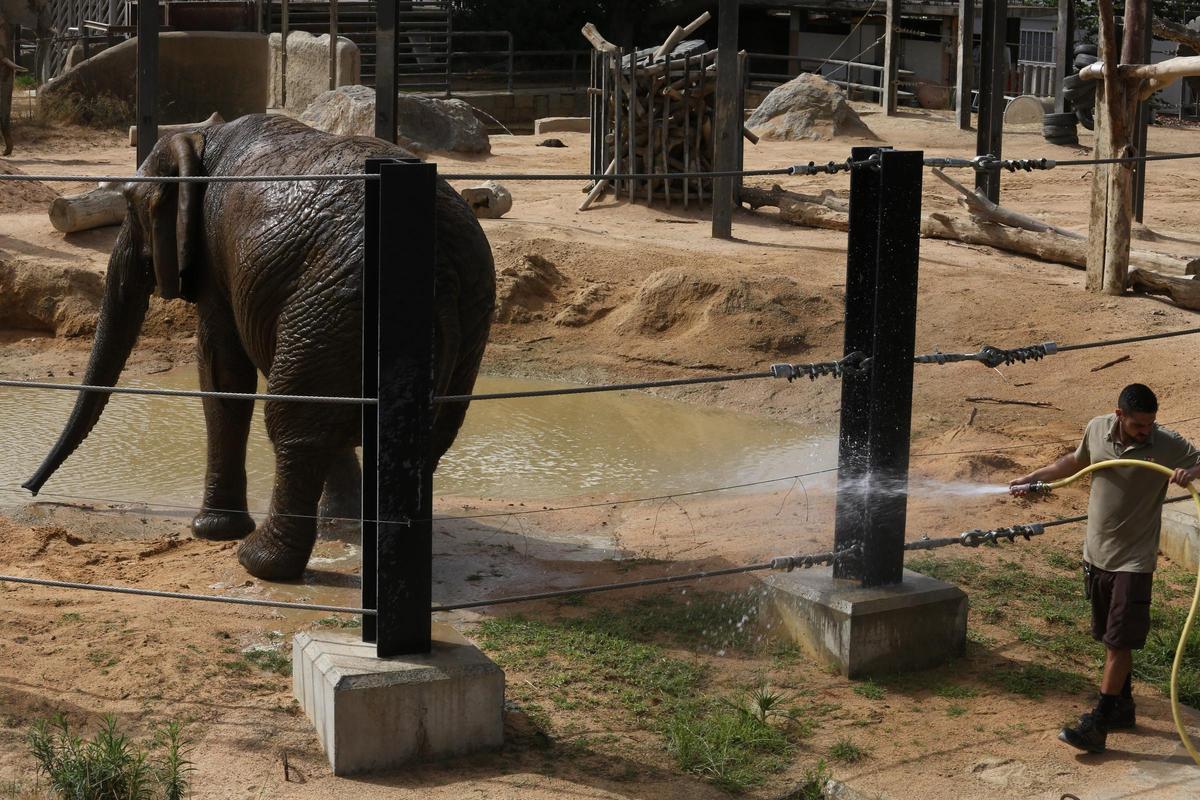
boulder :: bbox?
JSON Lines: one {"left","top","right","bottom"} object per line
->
{"left": 39, "top": 32, "right": 269, "bottom": 125}
{"left": 460, "top": 181, "right": 512, "bottom": 219}
{"left": 299, "top": 85, "right": 490, "bottom": 154}
{"left": 268, "top": 31, "right": 360, "bottom": 112}
{"left": 746, "top": 73, "right": 876, "bottom": 141}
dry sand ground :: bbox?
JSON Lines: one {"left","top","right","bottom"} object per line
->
{"left": 0, "top": 107, "right": 1200, "bottom": 798}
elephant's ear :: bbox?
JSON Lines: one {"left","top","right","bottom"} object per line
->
{"left": 148, "top": 132, "right": 205, "bottom": 301}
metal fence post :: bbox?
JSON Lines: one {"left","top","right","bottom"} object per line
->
{"left": 860, "top": 150, "right": 923, "bottom": 587}
{"left": 711, "top": 0, "right": 740, "bottom": 239}
{"left": 832, "top": 146, "right": 884, "bottom": 580}
{"left": 135, "top": 0, "right": 159, "bottom": 166}
{"left": 375, "top": 0, "right": 397, "bottom": 142}
{"left": 372, "top": 160, "right": 436, "bottom": 657}
{"left": 975, "top": 0, "right": 1007, "bottom": 203}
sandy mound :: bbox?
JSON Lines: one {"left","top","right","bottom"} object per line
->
{"left": 0, "top": 162, "right": 59, "bottom": 214}
{"left": 747, "top": 73, "right": 877, "bottom": 141}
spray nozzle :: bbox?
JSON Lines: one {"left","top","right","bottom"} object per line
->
{"left": 1011, "top": 481, "right": 1051, "bottom": 496}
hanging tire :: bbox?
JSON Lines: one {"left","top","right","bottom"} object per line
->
{"left": 1074, "top": 43, "right": 1098, "bottom": 56}
{"left": 1074, "top": 53, "right": 1099, "bottom": 70}
{"left": 1063, "top": 74, "right": 1084, "bottom": 92}
{"left": 1076, "top": 108, "right": 1095, "bottom": 131}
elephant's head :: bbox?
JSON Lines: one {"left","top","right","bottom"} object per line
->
{"left": 23, "top": 132, "right": 207, "bottom": 494}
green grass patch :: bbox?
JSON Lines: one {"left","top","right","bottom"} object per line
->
{"left": 315, "top": 615, "right": 362, "bottom": 629}
{"left": 664, "top": 700, "right": 792, "bottom": 792}
{"left": 852, "top": 681, "right": 885, "bottom": 701}
{"left": 477, "top": 604, "right": 808, "bottom": 790}
{"left": 934, "top": 683, "right": 978, "bottom": 700}
{"left": 828, "top": 737, "right": 868, "bottom": 763}
{"left": 945, "top": 704, "right": 968, "bottom": 718}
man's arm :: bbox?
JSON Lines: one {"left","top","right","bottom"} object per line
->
{"left": 1170, "top": 434, "right": 1200, "bottom": 488}
{"left": 1009, "top": 453, "right": 1086, "bottom": 496}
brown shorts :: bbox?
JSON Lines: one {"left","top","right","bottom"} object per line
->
{"left": 1087, "top": 564, "right": 1154, "bottom": 650}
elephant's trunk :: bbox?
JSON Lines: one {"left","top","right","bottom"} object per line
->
{"left": 23, "top": 226, "right": 151, "bottom": 494}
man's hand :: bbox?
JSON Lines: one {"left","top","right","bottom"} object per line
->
{"left": 1009, "top": 475, "right": 1037, "bottom": 497}
{"left": 1172, "top": 465, "right": 1200, "bottom": 488}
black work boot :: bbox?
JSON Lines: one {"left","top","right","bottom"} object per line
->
{"left": 1059, "top": 711, "right": 1108, "bottom": 753}
{"left": 1108, "top": 696, "right": 1136, "bottom": 730}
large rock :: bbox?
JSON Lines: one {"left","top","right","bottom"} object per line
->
{"left": 746, "top": 73, "right": 876, "bottom": 141}
{"left": 299, "top": 85, "right": 490, "bottom": 154}
{"left": 268, "top": 31, "right": 360, "bottom": 112}
{"left": 40, "top": 32, "right": 269, "bottom": 126}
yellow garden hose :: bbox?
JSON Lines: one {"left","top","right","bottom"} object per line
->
{"left": 1026, "top": 458, "right": 1200, "bottom": 766}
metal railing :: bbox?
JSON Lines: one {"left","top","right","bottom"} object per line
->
{"left": 744, "top": 51, "right": 915, "bottom": 101}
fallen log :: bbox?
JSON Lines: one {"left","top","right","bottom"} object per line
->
{"left": 930, "top": 168, "right": 1082, "bottom": 239}
{"left": 127, "top": 112, "right": 225, "bottom": 148}
{"left": 740, "top": 184, "right": 849, "bottom": 231}
{"left": 1128, "top": 268, "right": 1200, "bottom": 310}
{"left": 49, "top": 182, "right": 126, "bottom": 233}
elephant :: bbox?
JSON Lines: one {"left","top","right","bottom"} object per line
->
{"left": 23, "top": 113, "right": 496, "bottom": 580}
{"left": 0, "top": 0, "right": 51, "bottom": 156}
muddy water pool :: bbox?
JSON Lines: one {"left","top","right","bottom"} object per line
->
{"left": 0, "top": 370, "right": 836, "bottom": 512}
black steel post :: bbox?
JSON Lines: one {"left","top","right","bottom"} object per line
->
{"left": 832, "top": 146, "right": 884, "bottom": 580}
{"left": 955, "top": 0, "right": 974, "bottom": 129}
{"left": 711, "top": 0, "right": 739, "bottom": 239}
{"left": 373, "top": 160, "right": 436, "bottom": 657}
{"left": 860, "top": 150, "right": 923, "bottom": 587}
{"left": 135, "top": 0, "right": 159, "bottom": 166}
{"left": 975, "top": 0, "right": 1007, "bottom": 203}
{"left": 360, "top": 157, "right": 392, "bottom": 643}
{"left": 374, "top": 0, "right": 398, "bottom": 142}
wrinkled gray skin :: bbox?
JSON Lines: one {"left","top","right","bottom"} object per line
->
{"left": 0, "top": 0, "right": 51, "bottom": 156}
{"left": 24, "top": 114, "right": 496, "bottom": 580}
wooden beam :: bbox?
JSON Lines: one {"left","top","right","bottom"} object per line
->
{"left": 882, "top": 0, "right": 899, "bottom": 114}
{"left": 956, "top": 0, "right": 974, "bottom": 129}
{"left": 1053, "top": 0, "right": 1073, "bottom": 114}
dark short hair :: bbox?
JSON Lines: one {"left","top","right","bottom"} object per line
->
{"left": 1118, "top": 383, "right": 1158, "bottom": 414}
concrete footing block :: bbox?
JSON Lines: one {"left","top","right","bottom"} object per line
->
{"left": 293, "top": 624, "right": 504, "bottom": 775}
{"left": 534, "top": 116, "right": 590, "bottom": 134}
{"left": 1161, "top": 503, "right": 1200, "bottom": 570}
{"left": 760, "top": 567, "right": 967, "bottom": 678}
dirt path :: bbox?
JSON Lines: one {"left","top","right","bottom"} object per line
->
{"left": 1, "top": 109, "right": 1200, "bottom": 799}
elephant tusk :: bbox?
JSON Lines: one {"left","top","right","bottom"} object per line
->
{"left": 1, "top": 57, "right": 28, "bottom": 73}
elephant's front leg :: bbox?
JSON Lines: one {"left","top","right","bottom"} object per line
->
{"left": 191, "top": 305, "right": 258, "bottom": 541}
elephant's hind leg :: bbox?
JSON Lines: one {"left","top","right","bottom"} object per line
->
{"left": 318, "top": 448, "right": 362, "bottom": 541}
{"left": 238, "top": 442, "right": 327, "bottom": 580}
{"left": 191, "top": 303, "right": 258, "bottom": 541}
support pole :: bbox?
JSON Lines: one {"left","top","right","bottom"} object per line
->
{"left": 1133, "top": 0, "right": 1152, "bottom": 222}
{"left": 882, "top": 0, "right": 899, "bottom": 114}
{"left": 712, "top": 0, "right": 739, "bottom": 239}
{"left": 833, "top": 148, "right": 923, "bottom": 587}
{"left": 329, "top": 0, "right": 338, "bottom": 90}
{"left": 861, "top": 150, "right": 922, "bottom": 587}
{"left": 374, "top": 0, "right": 397, "bottom": 142}
{"left": 1053, "top": 0, "right": 1074, "bottom": 114}
{"left": 281, "top": 0, "right": 289, "bottom": 108}
{"left": 788, "top": 9, "right": 801, "bottom": 78}
{"left": 956, "top": 0, "right": 974, "bottom": 129}
{"left": 373, "top": 160, "right": 436, "bottom": 657}
{"left": 135, "top": 0, "right": 159, "bottom": 166}
{"left": 832, "top": 146, "right": 883, "bottom": 580}
{"left": 975, "top": 0, "right": 1007, "bottom": 203}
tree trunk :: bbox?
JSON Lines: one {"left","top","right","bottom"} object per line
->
{"left": 48, "top": 184, "right": 126, "bottom": 232}
{"left": 1128, "top": 268, "right": 1200, "bottom": 310}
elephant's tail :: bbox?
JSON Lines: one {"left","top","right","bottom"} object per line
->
{"left": 24, "top": 226, "right": 152, "bottom": 495}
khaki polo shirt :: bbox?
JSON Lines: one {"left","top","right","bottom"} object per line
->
{"left": 1075, "top": 413, "right": 1200, "bottom": 573}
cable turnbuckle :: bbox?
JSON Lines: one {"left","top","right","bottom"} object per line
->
{"left": 959, "top": 523, "right": 1046, "bottom": 548}
{"left": 771, "top": 351, "right": 869, "bottom": 382}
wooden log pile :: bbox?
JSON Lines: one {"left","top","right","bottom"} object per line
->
{"left": 581, "top": 14, "right": 748, "bottom": 211}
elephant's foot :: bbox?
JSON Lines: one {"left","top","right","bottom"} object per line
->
{"left": 237, "top": 522, "right": 315, "bottom": 581}
{"left": 191, "top": 510, "right": 255, "bottom": 541}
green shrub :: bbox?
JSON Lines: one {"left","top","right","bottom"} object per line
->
{"left": 26, "top": 715, "right": 193, "bottom": 800}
